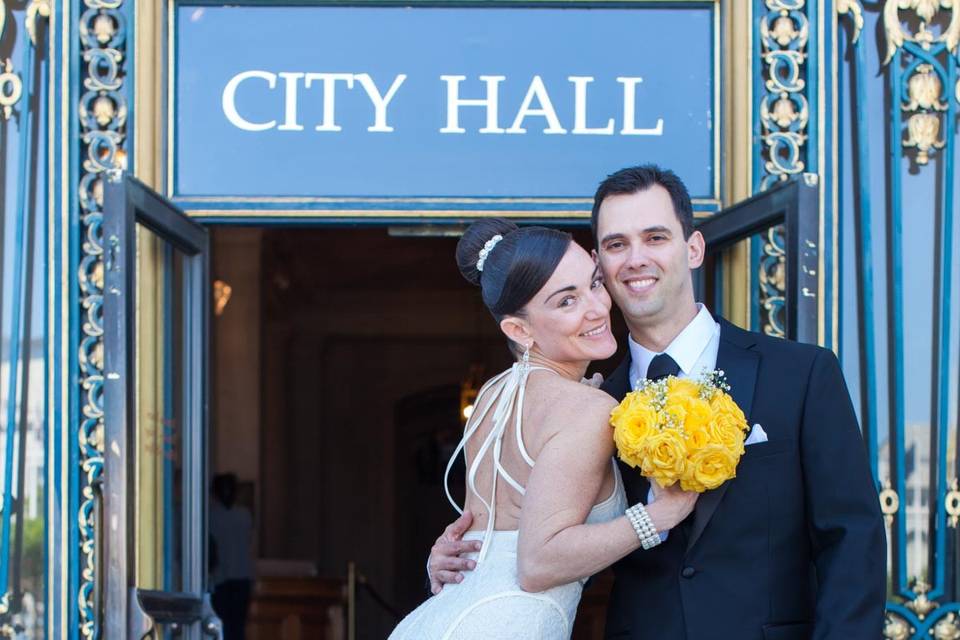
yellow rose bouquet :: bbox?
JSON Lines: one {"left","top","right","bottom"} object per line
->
{"left": 610, "top": 371, "right": 749, "bottom": 492}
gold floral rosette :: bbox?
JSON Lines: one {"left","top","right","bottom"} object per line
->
{"left": 610, "top": 372, "right": 749, "bottom": 492}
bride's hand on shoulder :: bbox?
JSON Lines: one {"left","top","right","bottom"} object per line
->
{"left": 647, "top": 482, "right": 698, "bottom": 531}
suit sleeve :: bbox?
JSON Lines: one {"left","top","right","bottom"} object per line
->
{"left": 801, "top": 349, "right": 886, "bottom": 640}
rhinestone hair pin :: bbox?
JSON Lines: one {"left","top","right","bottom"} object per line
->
{"left": 476, "top": 235, "right": 503, "bottom": 272}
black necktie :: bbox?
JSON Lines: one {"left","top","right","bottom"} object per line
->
{"left": 645, "top": 352, "right": 693, "bottom": 537}
{"left": 646, "top": 353, "right": 681, "bottom": 381}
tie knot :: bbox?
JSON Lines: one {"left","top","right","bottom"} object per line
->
{"left": 646, "top": 353, "right": 681, "bottom": 381}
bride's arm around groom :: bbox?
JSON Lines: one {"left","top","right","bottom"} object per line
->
{"left": 513, "top": 384, "right": 694, "bottom": 592}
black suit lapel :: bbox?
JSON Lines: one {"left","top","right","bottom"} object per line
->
{"left": 685, "top": 319, "right": 760, "bottom": 553}
{"left": 602, "top": 353, "right": 633, "bottom": 402}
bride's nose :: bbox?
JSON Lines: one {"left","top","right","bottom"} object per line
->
{"left": 584, "top": 292, "right": 608, "bottom": 319}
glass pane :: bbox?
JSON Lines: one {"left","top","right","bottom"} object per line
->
{"left": 752, "top": 226, "right": 786, "bottom": 339}
{"left": 706, "top": 225, "right": 786, "bottom": 339}
{"left": 135, "top": 224, "right": 187, "bottom": 593}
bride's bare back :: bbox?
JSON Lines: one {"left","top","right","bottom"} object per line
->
{"left": 459, "top": 367, "right": 617, "bottom": 534}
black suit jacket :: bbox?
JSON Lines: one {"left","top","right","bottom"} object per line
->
{"left": 601, "top": 319, "right": 886, "bottom": 640}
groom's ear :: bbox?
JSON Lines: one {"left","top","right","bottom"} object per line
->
{"left": 687, "top": 230, "right": 706, "bottom": 269}
{"left": 499, "top": 317, "right": 532, "bottom": 346}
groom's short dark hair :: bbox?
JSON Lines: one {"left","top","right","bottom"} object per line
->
{"left": 591, "top": 165, "right": 695, "bottom": 243}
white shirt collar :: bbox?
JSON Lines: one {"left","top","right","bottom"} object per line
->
{"left": 628, "top": 304, "right": 719, "bottom": 380}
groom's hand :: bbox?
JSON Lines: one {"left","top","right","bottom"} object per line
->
{"left": 427, "top": 510, "right": 481, "bottom": 594}
{"left": 581, "top": 372, "right": 604, "bottom": 388}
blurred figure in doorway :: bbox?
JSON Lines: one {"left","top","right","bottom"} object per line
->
{"left": 210, "top": 473, "right": 254, "bottom": 640}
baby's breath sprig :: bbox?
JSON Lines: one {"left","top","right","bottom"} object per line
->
{"left": 696, "top": 369, "right": 731, "bottom": 400}
{"left": 651, "top": 379, "right": 669, "bottom": 413}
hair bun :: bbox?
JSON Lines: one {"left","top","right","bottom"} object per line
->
{"left": 456, "top": 218, "right": 519, "bottom": 286}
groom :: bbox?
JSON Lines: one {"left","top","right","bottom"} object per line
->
{"left": 428, "top": 165, "right": 886, "bottom": 639}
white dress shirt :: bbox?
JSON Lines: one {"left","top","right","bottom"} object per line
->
{"left": 628, "top": 303, "right": 721, "bottom": 390}
{"left": 627, "top": 304, "right": 721, "bottom": 535}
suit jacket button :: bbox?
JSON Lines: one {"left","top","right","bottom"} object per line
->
{"left": 681, "top": 567, "right": 696, "bottom": 579}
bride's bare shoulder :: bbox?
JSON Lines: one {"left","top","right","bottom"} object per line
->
{"left": 544, "top": 376, "right": 619, "bottom": 419}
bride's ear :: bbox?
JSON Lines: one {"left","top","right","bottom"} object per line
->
{"left": 499, "top": 316, "right": 532, "bottom": 347}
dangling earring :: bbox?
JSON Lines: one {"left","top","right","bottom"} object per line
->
{"left": 522, "top": 342, "right": 531, "bottom": 369}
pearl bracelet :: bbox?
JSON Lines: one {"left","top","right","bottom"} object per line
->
{"left": 625, "top": 503, "right": 662, "bottom": 550}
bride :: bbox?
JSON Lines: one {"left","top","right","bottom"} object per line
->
{"left": 390, "top": 219, "right": 697, "bottom": 640}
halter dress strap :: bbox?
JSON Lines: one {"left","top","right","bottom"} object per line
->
{"left": 443, "top": 363, "right": 554, "bottom": 564}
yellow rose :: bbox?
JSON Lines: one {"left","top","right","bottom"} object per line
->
{"left": 707, "top": 419, "right": 746, "bottom": 454}
{"left": 611, "top": 381, "right": 748, "bottom": 491}
{"left": 684, "top": 418, "right": 712, "bottom": 450}
{"left": 683, "top": 444, "right": 739, "bottom": 491}
{"left": 685, "top": 394, "right": 713, "bottom": 424}
{"left": 710, "top": 392, "right": 748, "bottom": 430}
{"left": 611, "top": 390, "right": 654, "bottom": 428}
{"left": 662, "top": 399, "right": 687, "bottom": 427}
{"left": 641, "top": 429, "right": 687, "bottom": 487}
{"left": 614, "top": 422, "right": 650, "bottom": 468}
{"left": 677, "top": 393, "right": 714, "bottom": 450}
{"left": 611, "top": 393, "right": 660, "bottom": 468}
{"left": 667, "top": 377, "right": 701, "bottom": 399}
{"left": 706, "top": 391, "right": 748, "bottom": 451}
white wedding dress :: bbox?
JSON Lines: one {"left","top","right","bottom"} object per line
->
{"left": 390, "top": 363, "right": 627, "bottom": 640}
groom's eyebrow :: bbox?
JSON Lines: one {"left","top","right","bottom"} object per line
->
{"left": 643, "top": 225, "right": 673, "bottom": 236}
{"left": 599, "top": 232, "right": 625, "bottom": 245}
{"left": 600, "top": 226, "right": 673, "bottom": 245}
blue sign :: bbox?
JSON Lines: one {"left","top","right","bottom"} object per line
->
{"left": 174, "top": 3, "right": 717, "bottom": 210}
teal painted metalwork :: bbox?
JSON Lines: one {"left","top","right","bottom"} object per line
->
{"left": 881, "top": 33, "right": 959, "bottom": 638}
{"left": 75, "top": 0, "right": 131, "bottom": 637}
{"left": 842, "top": 3, "right": 879, "bottom": 482}
{"left": 888, "top": 40, "right": 909, "bottom": 602}
{"left": 1, "top": 28, "right": 37, "bottom": 604}
{"left": 756, "top": 0, "right": 811, "bottom": 190}
{"left": 0, "top": 4, "right": 50, "bottom": 635}
{"left": 924, "top": 41, "right": 957, "bottom": 607}
{"left": 752, "top": 0, "right": 819, "bottom": 342}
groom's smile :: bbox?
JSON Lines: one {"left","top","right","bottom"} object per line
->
{"left": 595, "top": 187, "right": 698, "bottom": 318}
{"left": 622, "top": 275, "right": 659, "bottom": 295}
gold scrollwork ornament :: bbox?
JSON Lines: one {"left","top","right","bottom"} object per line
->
{"left": 770, "top": 94, "right": 801, "bottom": 127}
{"left": 934, "top": 613, "right": 960, "bottom": 640}
{"left": 879, "top": 479, "right": 899, "bottom": 527}
{"left": 837, "top": 0, "right": 865, "bottom": 42}
{"left": 884, "top": 611, "right": 912, "bottom": 640}
{"left": 26, "top": 0, "right": 52, "bottom": 45}
{"left": 907, "top": 64, "right": 948, "bottom": 111}
{"left": 906, "top": 579, "right": 938, "bottom": 619}
{"left": 92, "top": 12, "right": 118, "bottom": 44}
{"left": 884, "top": 0, "right": 960, "bottom": 62}
{"left": 904, "top": 112, "right": 945, "bottom": 164}
{"left": 0, "top": 59, "right": 22, "bottom": 121}
{"left": 945, "top": 477, "right": 960, "bottom": 527}
{"left": 770, "top": 14, "right": 801, "bottom": 46}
